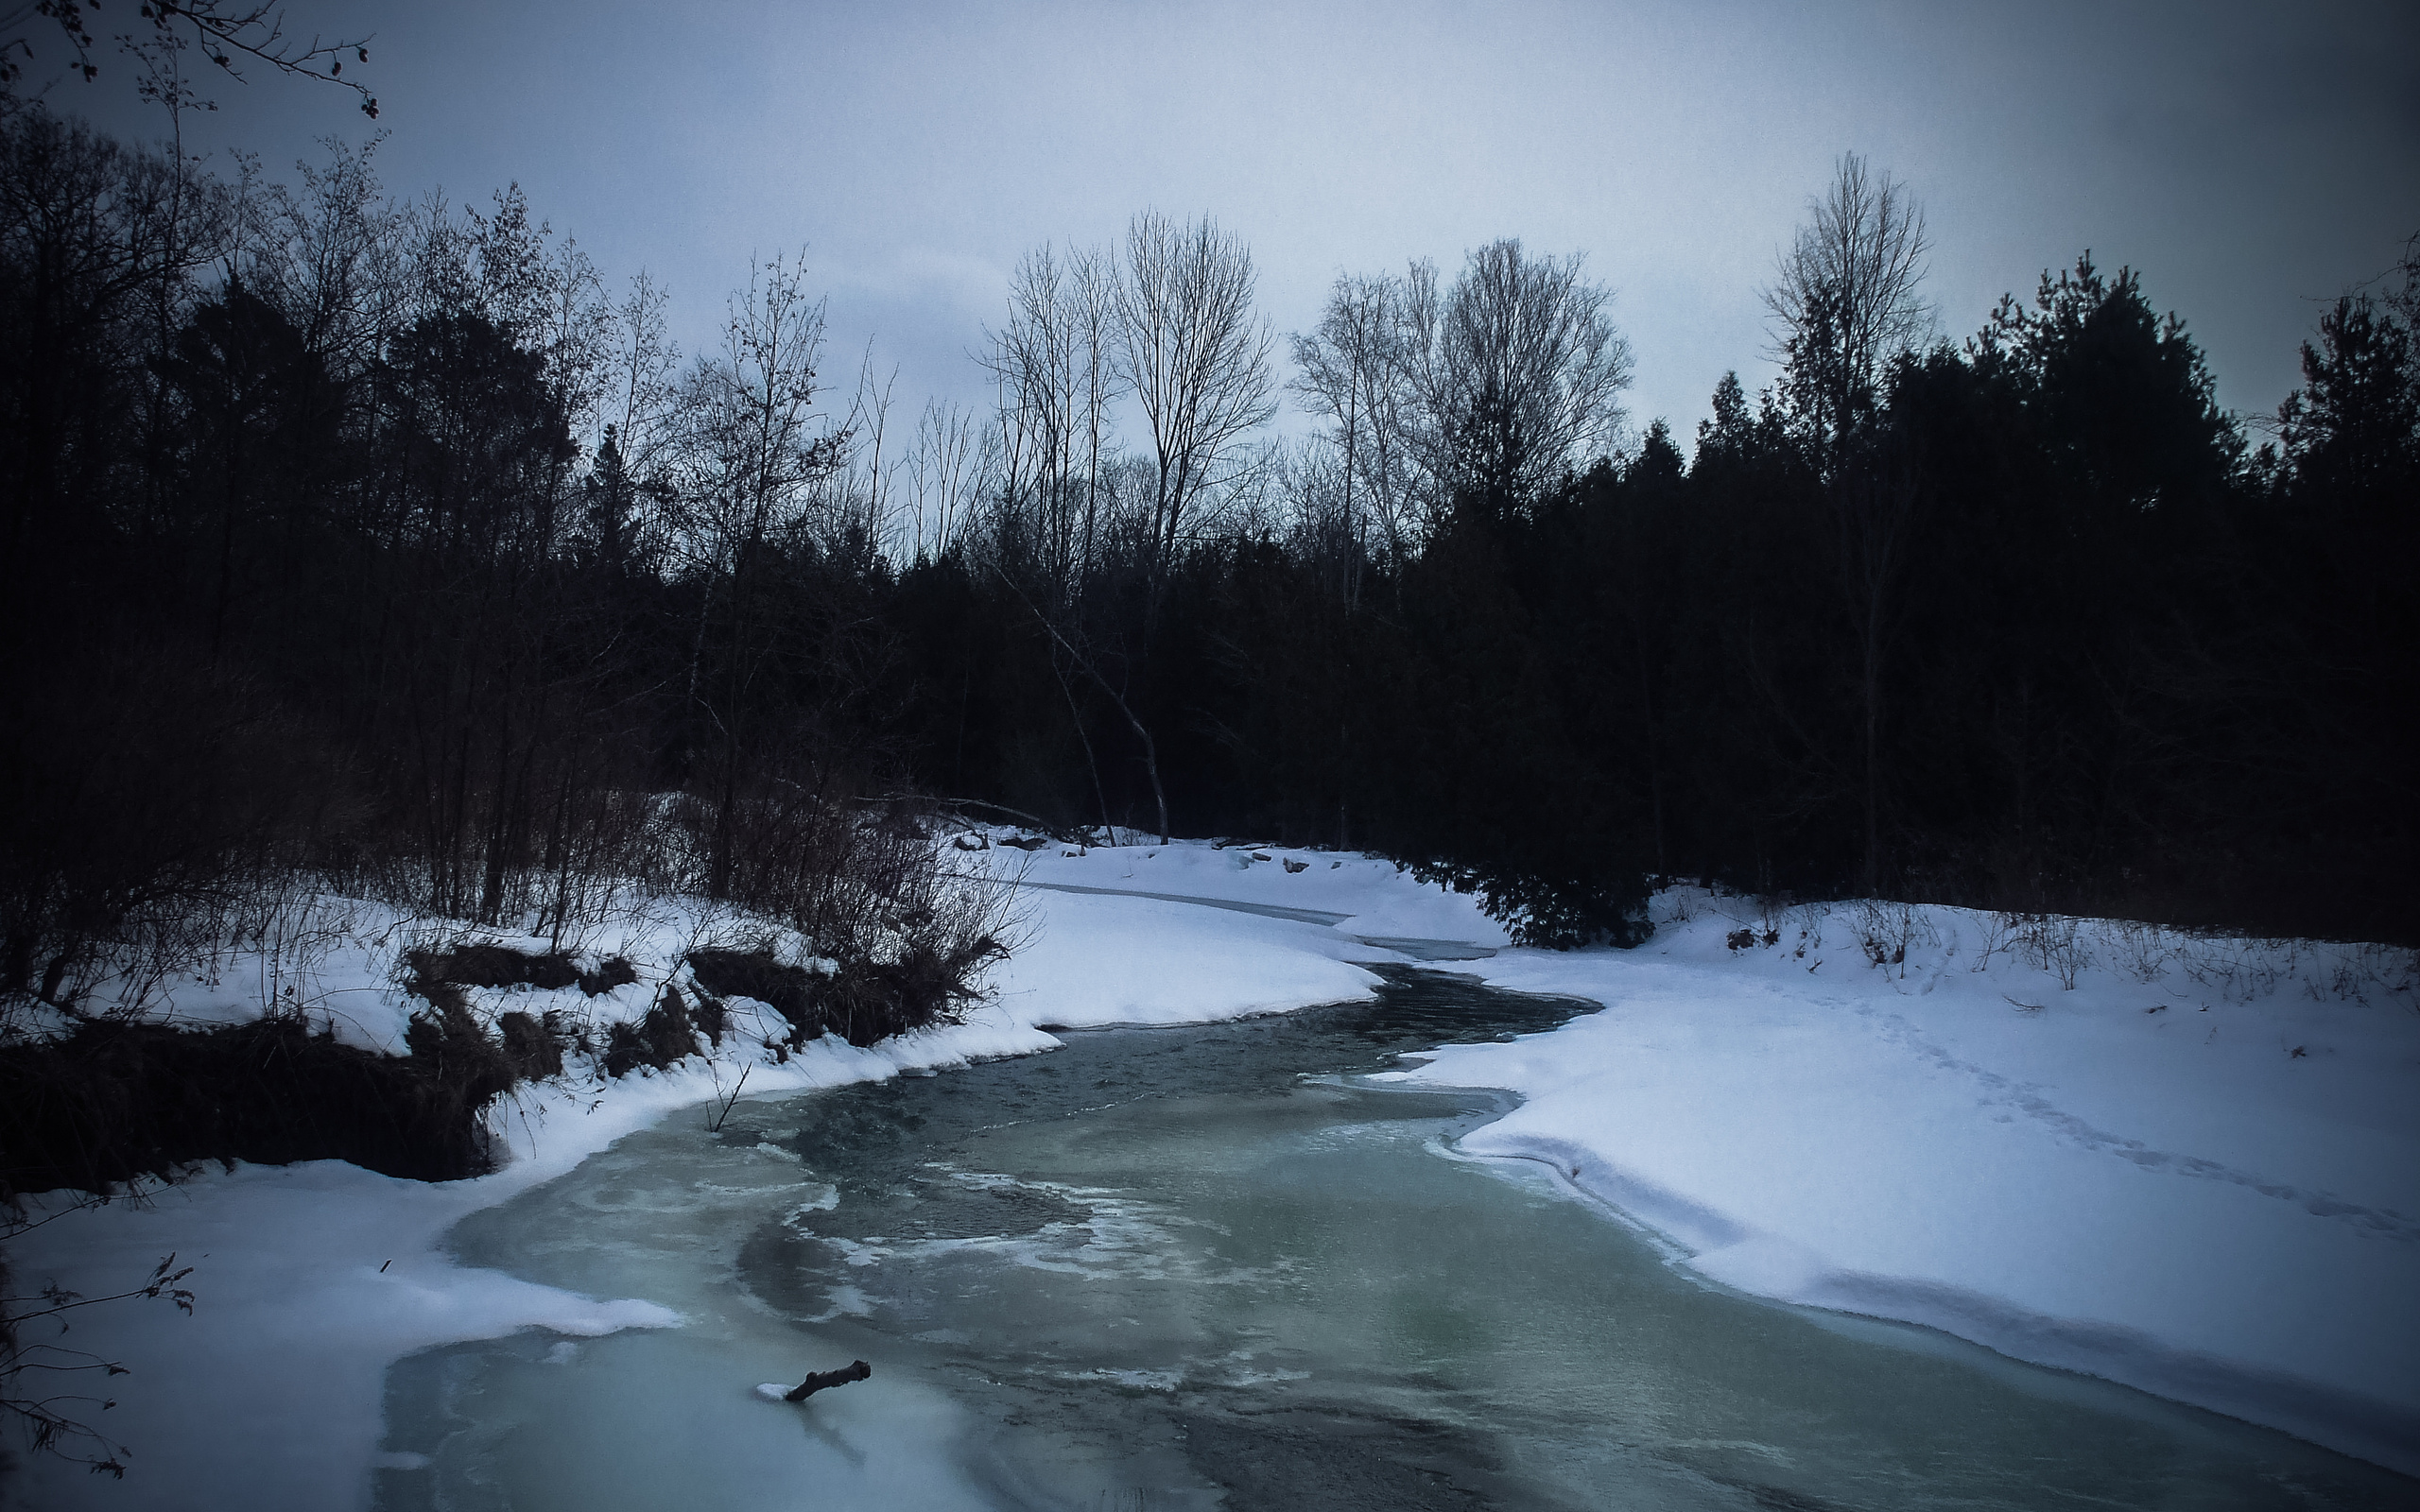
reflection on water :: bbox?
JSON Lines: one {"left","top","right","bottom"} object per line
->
{"left": 379, "top": 970, "right": 2414, "bottom": 1510}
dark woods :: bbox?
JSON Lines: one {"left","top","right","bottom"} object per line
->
{"left": 4, "top": 109, "right": 2415, "bottom": 1039}
{"left": 0, "top": 108, "right": 986, "bottom": 1032}
{"left": 908, "top": 174, "right": 2417, "bottom": 948}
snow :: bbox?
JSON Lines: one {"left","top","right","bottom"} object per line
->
{"left": 1381, "top": 891, "right": 2420, "bottom": 1474}
{"left": 1, "top": 850, "right": 1388, "bottom": 1508}
{"left": 983, "top": 887, "right": 1383, "bottom": 1026}
{"left": 8, "top": 847, "right": 2416, "bottom": 1504}
{"left": 1, "top": 1024, "right": 1049, "bottom": 1509}
{"left": 960, "top": 833, "right": 1510, "bottom": 947}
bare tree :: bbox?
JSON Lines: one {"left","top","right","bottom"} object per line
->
{"left": 241, "top": 134, "right": 405, "bottom": 381}
{"left": 1115, "top": 210, "right": 1274, "bottom": 609}
{"left": 1437, "top": 238, "right": 1632, "bottom": 502}
{"left": 577, "top": 268, "right": 679, "bottom": 575}
{"left": 606, "top": 268, "right": 679, "bottom": 448}
{"left": 699, "top": 249, "right": 840, "bottom": 572}
{"left": 1301, "top": 247, "right": 1629, "bottom": 540}
{"left": 1763, "top": 152, "right": 1931, "bottom": 469}
{"left": 1275, "top": 433, "right": 1363, "bottom": 604}
{"left": 1071, "top": 243, "right": 1118, "bottom": 585}
{"left": 902, "top": 398, "right": 989, "bottom": 560}
{"left": 983, "top": 240, "right": 1125, "bottom": 602}
{"left": 1290, "top": 271, "right": 1418, "bottom": 598}
{"left": 3, "top": 0, "right": 380, "bottom": 116}
{"left": 985, "top": 242, "right": 1081, "bottom": 598}
{"left": 824, "top": 347, "right": 901, "bottom": 565}
{"left": 1765, "top": 153, "right": 1934, "bottom": 895}
{"left": 666, "top": 251, "right": 847, "bottom": 897}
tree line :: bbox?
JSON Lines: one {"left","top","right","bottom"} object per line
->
{"left": 4, "top": 104, "right": 2412, "bottom": 1022}
{"left": 895, "top": 162, "right": 2420, "bottom": 943}
{"left": 890, "top": 160, "right": 2415, "bottom": 946}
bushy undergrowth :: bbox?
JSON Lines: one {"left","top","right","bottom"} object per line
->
{"left": 1718, "top": 888, "right": 2419, "bottom": 1007}
{"left": 0, "top": 797, "right": 1014, "bottom": 1209}
{"left": 0, "top": 1016, "right": 508, "bottom": 1201}
{"left": 1407, "top": 856, "right": 1652, "bottom": 949}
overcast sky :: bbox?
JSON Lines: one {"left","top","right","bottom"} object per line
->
{"left": 67, "top": 0, "right": 2420, "bottom": 455}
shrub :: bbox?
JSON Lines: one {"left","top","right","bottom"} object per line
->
{"left": 601, "top": 986, "right": 701, "bottom": 1077}
{"left": 1407, "top": 856, "right": 1652, "bottom": 950}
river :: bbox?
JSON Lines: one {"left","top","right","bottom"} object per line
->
{"left": 374, "top": 966, "right": 2411, "bottom": 1510}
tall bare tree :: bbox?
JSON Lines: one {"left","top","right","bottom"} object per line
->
{"left": 1437, "top": 238, "right": 1632, "bottom": 504}
{"left": 1764, "top": 152, "right": 1931, "bottom": 471}
{"left": 667, "top": 252, "right": 846, "bottom": 893}
{"left": 1765, "top": 153, "right": 1934, "bottom": 894}
{"left": 901, "top": 398, "right": 989, "bottom": 561}
{"left": 986, "top": 243, "right": 1078, "bottom": 597}
{"left": 984, "top": 240, "right": 1126, "bottom": 603}
{"left": 1115, "top": 210, "right": 1274, "bottom": 609}
{"left": 1290, "top": 271, "right": 1417, "bottom": 595}
{"left": 242, "top": 134, "right": 405, "bottom": 382}
{"left": 1294, "top": 246, "right": 1628, "bottom": 546}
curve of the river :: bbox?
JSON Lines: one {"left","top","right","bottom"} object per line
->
{"left": 376, "top": 966, "right": 2413, "bottom": 1510}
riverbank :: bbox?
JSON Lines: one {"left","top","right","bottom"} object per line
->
{"left": 8, "top": 845, "right": 2414, "bottom": 1503}
{"left": 1386, "top": 891, "right": 2420, "bottom": 1476}
{"left": 2, "top": 850, "right": 1420, "bottom": 1508}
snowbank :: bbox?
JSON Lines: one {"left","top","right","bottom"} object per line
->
{"left": 1, "top": 1017, "right": 1052, "bottom": 1509}
{"left": 10, "top": 853, "right": 2415, "bottom": 1503}
{"left": 959, "top": 833, "right": 1510, "bottom": 947}
{"left": 984, "top": 888, "right": 1383, "bottom": 1026}
{"left": 1383, "top": 892, "right": 2420, "bottom": 1473}
{"left": 2, "top": 856, "right": 1407, "bottom": 1509}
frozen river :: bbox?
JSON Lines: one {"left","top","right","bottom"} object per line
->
{"left": 377, "top": 968, "right": 2412, "bottom": 1510}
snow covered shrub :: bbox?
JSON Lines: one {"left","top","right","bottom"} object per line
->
{"left": 1971, "top": 910, "right": 2020, "bottom": 971}
{"left": 401, "top": 996, "right": 516, "bottom": 1110}
{"left": 686, "top": 947, "right": 825, "bottom": 1045}
{"left": 496, "top": 1010, "right": 568, "bottom": 1080}
{"left": 409, "top": 942, "right": 581, "bottom": 992}
{"left": 684, "top": 889, "right": 1010, "bottom": 1051}
{"left": 601, "top": 986, "right": 704, "bottom": 1078}
{"left": 2106, "top": 919, "right": 2179, "bottom": 984}
{"left": 2013, "top": 913, "right": 2090, "bottom": 989}
{"left": 1850, "top": 901, "right": 1933, "bottom": 977}
{"left": 649, "top": 793, "right": 1010, "bottom": 1037}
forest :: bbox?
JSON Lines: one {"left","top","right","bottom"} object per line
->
{"left": 3, "top": 94, "right": 2415, "bottom": 1064}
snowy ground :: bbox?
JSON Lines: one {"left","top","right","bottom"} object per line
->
{"left": 7, "top": 838, "right": 2416, "bottom": 1504}
{"left": 1384, "top": 889, "right": 2420, "bottom": 1476}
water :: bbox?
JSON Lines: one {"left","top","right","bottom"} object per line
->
{"left": 379, "top": 969, "right": 2413, "bottom": 1510}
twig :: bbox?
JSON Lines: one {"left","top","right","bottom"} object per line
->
{"left": 783, "top": 1359, "right": 871, "bottom": 1401}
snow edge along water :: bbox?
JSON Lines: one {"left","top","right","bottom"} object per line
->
{"left": 9, "top": 845, "right": 2417, "bottom": 1503}
{"left": 1376, "top": 888, "right": 2420, "bottom": 1480}
{"left": 2, "top": 842, "right": 1400, "bottom": 1511}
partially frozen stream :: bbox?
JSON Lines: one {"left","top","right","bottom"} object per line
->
{"left": 378, "top": 969, "right": 2411, "bottom": 1510}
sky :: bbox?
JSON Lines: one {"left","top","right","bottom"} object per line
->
{"left": 58, "top": 0, "right": 2420, "bottom": 456}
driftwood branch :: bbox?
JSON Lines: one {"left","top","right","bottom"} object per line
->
{"left": 784, "top": 1359, "right": 871, "bottom": 1402}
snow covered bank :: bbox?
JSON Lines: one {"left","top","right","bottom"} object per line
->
{"left": 2, "top": 861, "right": 1403, "bottom": 1510}
{"left": 1384, "top": 893, "right": 2420, "bottom": 1474}
{"left": 11, "top": 851, "right": 2413, "bottom": 1502}
{"left": 959, "top": 833, "right": 1511, "bottom": 950}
